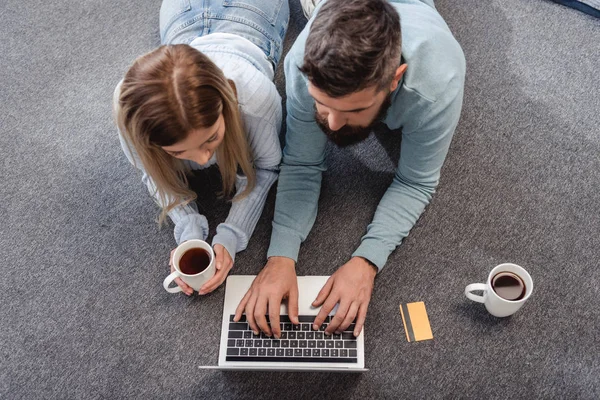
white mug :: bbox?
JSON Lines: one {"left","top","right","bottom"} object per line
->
{"left": 163, "top": 240, "right": 216, "bottom": 293}
{"left": 465, "top": 263, "right": 533, "bottom": 317}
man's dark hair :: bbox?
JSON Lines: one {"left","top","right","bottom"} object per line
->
{"left": 300, "top": 0, "right": 402, "bottom": 98}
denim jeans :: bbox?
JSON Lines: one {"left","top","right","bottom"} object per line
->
{"left": 159, "top": 0, "right": 289, "bottom": 67}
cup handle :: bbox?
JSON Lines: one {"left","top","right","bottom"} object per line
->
{"left": 465, "top": 283, "right": 487, "bottom": 303}
{"left": 163, "top": 271, "right": 183, "bottom": 293}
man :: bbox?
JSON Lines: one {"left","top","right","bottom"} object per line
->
{"left": 234, "top": 0, "right": 465, "bottom": 338}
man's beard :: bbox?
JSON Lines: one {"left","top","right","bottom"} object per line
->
{"left": 315, "top": 93, "right": 392, "bottom": 147}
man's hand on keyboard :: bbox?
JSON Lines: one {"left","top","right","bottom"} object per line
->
{"left": 312, "top": 257, "right": 377, "bottom": 337}
{"left": 234, "top": 256, "right": 299, "bottom": 338}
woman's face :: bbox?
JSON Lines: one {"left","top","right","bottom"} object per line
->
{"left": 161, "top": 114, "right": 225, "bottom": 165}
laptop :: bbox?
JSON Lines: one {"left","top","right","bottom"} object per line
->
{"left": 199, "top": 275, "right": 367, "bottom": 372}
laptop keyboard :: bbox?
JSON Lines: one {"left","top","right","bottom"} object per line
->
{"left": 225, "top": 315, "right": 358, "bottom": 363}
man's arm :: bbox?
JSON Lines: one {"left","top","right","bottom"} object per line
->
{"left": 353, "top": 77, "right": 465, "bottom": 270}
{"left": 234, "top": 45, "right": 327, "bottom": 338}
{"left": 312, "top": 77, "right": 465, "bottom": 336}
{"left": 266, "top": 52, "right": 328, "bottom": 262}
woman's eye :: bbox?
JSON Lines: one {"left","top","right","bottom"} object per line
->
{"left": 207, "top": 135, "right": 218, "bottom": 143}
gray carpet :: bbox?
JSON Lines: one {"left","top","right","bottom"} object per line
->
{"left": 2, "top": 0, "right": 599, "bottom": 398}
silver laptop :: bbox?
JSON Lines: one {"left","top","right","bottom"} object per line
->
{"left": 199, "top": 275, "right": 367, "bottom": 372}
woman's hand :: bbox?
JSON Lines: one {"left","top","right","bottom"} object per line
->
{"left": 199, "top": 244, "right": 233, "bottom": 295}
{"left": 169, "top": 248, "right": 193, "bottom": 296}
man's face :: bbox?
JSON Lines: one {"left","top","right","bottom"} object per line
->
{"left": 309, "top": 83, "right": 392, "bottom": 147}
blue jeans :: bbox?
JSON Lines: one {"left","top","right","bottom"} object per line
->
{"left": 159, "top": 0, "right": 289, "bottom": 67}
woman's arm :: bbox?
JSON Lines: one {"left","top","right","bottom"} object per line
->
{"left": 212, "top": 115, "right": 282, "bottom": 260}
{"left": 114, "top": 81, "right": 209, "bottom": 245}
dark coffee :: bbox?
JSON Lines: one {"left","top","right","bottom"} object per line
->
{"left": 179, "top": 248, "right": 211, "bottom": 275}
{"left": 492, "top": 272, "right": 526, "bottom": 301}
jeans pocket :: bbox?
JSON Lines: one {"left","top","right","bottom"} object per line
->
{"left": 222, "top": 0, "right": 285, "bottom": 26}
{"left": 160, "top": 0, "right": 193, "bottom": 40}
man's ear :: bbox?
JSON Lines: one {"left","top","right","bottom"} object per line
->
{"left": 390, "top": 64, "right": 407, "bottom": 92}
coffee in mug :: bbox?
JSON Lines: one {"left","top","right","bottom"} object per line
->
{"left": 163, "top": 240, "right": 216, "bottom": 294}
{"left": 179, "top": 248, "right": 212, "bottom": 275}
{"left": 465, "top": 263, "right": 533, "bottom": 317}
{"left": 491, "top": 271, "right": 526, "bottom": 301}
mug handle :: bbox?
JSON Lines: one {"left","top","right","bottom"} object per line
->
{"left": 163, "top": 271, "right": 183, "bottom": 293}
{"left": 465, "top": 283, "right": 486, "bottom": 303}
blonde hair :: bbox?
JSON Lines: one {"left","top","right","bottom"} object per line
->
{"left": 116, "top": 44, "right": 256, "bottom": 224}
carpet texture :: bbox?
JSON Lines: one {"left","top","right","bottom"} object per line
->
{"left": 1, "top": 0, "right": 599, "bottom": 398}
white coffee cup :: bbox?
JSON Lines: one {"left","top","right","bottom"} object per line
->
{"left": 163, "top": 240, "right": 216, "bottom": 293}
{"left": 465, "top": 263, "right": 533, "bottom": 317}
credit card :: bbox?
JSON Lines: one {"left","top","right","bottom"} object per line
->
{"left": 400, "top": 301, "right": 433, "bottom": 342}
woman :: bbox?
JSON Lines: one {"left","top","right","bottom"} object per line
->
{"left": 114, "top": 0, "right": 289, "bottom": 295}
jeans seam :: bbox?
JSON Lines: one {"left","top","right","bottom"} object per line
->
{"left": 164, "top": 12, "right": 205, "bottom": 44}
{"left": 201, "top": 48, "right": 270, "bottom": 75}
{"left": 221, "top": 0, "right": 283, "bottom": 26}
{"left": 162, "top": 0, "right": 192, "bottom": 41}
{"left": 210, "top": 13, "right": 278, "bottom": 45}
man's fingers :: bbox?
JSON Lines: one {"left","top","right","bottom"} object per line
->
{"left": 245, "top": 294, "right": 259, "bottom": 334}
{"left": 314, "top": 296, "right": 338, "bottom": 332}
{"left": 254, "top": 296, "right": 271, "bottom": 336}
{"left": 326, "top": 300, "right": 350, "bottom": 335}
{"left": 268, "top": 296, "right": 283, "bottom": 338}
{"left": 311, "top": 278, "right": 334, "bottom": 329}
{"left": 174, "top": 277, "right": 193, "bottom": 296}
{"left": 312, "top": 277, "right": 334, "bottom": 307}
{"left": 234, "top": 290, "right": 251, "bottom": 322}
{"left": 338, "top": 302, "right": 359, "bottom": 332}
{"left": 354, "top": 302, "right": 369, "bottom": 337}
{"left": 288, "top": 282, "right": 300, "bottom": 325}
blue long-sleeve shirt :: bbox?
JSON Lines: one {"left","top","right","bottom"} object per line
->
{"left": 267, "top": 0, "right": 466, "bottom": 270}
{"left": 115, "top": 33, "right": 282, "bottom": 261}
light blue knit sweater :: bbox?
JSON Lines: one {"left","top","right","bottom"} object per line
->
{"left": 115, "top": 35, "right": 282, "bottom": 260}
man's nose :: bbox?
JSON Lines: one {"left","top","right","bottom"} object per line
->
{"left": 327, "top": 111, "right": 346, "bottom": 131}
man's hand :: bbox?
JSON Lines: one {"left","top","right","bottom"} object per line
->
{"left": 312, "top": 257, "right": 377, "bottom": 337}
{"left": 234, "top": 257, "right": 299, "bottom": 338}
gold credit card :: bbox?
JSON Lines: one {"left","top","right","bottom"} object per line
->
{"left": 400, "top": 301, "right": 433, "bottom": 342}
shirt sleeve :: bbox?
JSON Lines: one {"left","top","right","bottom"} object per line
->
{"left": 266, "top": 52, "right": 328, "bottom": 262}
{"left": 212, "top": 114, "right": 282, "bottom": 261}
{"left": 352, "top": 77, "right": 465, "bottom": 270}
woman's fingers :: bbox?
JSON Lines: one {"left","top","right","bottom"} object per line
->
{"left": 169, "top": 248, "right": 192, "bottom": 295}
{"left": 214, "top": 245, "right": 225, "bottom": 270}
{"left": 200, "top": 247, "right": 233, "bottom": 294}
{"left": 174, "top": 277, "right": 193, "bottom": 296}
{"left": 199, "top": 268, "right": 227, "bottom": 294}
